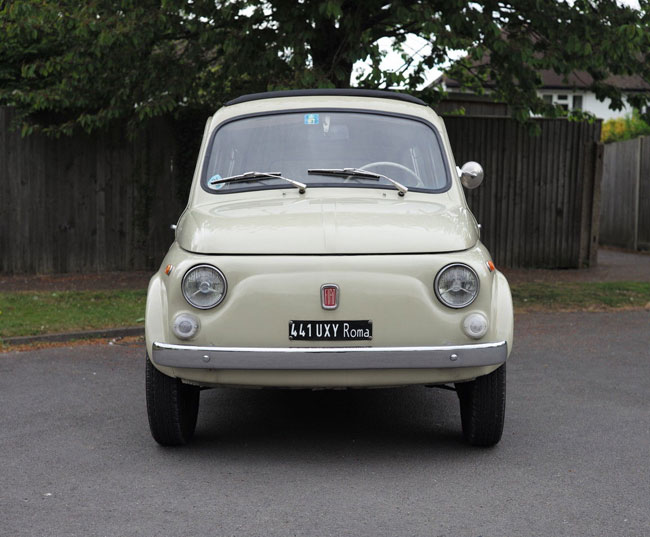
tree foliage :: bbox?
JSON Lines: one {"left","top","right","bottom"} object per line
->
{"left": 1, "top": 0, "right": 649, "bottom": 135}
{"left": 445, "top": 0, "right": 650, "bottom": 122}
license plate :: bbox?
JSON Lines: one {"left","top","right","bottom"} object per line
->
{"left": 289, "top": 320, "right": 372, "bottom": 341}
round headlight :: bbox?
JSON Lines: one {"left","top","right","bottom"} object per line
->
{"left": 182, "top": 264, "right": 227, "bottom": 309}
{"left": 434, "top": 263, "right": 480, "bottom": 309}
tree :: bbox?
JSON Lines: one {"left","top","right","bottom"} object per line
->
{"left": 1, "top": 0, "right": 649, "bottom": 135}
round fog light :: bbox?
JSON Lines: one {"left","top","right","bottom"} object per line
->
{"left": 462, "top": 313, "right": 488, "bottom": 339}
{"left": 172, "top": 313, "right": 200, "bottom": 340}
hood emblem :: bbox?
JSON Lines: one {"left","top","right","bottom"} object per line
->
{"left": 321, "top": 284, "right": 339, "bottom": 310}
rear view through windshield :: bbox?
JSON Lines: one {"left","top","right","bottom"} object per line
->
{"left": 203, "top": 111, "right": 450, "bottom": 193}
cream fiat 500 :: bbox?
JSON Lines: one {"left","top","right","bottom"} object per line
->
{"left": 145, "top": 89, "right": 513, "bottom": 447}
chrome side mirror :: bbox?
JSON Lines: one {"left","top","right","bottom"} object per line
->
{"left": 458, "top": 161, "right": 484, "bottom": 189}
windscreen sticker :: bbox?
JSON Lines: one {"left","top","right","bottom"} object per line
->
{"left": 208, "top": 174, "right": 224, "bottom": 190}
{"left": 304, "top": 113, "right": 319, "bottom": 125}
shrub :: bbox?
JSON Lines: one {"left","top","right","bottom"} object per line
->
{"left": 601, "top": 111, "right": 650, "bottom": 143}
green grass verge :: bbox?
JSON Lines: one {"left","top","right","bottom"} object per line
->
{"left": 0, "top": 290, "right": 146, "bottom": 339}
{"left": 0, "top": 282, "right": 648, "bottom": 341}
{"left": 512, "top": 281, "right": 650, "bottom": 310}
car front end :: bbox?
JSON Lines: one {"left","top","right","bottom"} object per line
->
{"left": 144, "top": 89, "right": 514, "bottom": 447}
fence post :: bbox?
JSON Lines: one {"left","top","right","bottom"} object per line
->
{"left": 589, "top": 142, "right": 604, "bottom": 266}
{"left": 639, "top": 136, "right": 650, "bottom": 249}
{"left": 579, "top": 141, "right": 604, "bottom": 267}
{"left": 632, "top": 137, "right": 642, "bottom": 251}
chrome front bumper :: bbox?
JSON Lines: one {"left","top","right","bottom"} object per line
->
{"left": 152, "top": 341, "right": 507, "bottom": 370}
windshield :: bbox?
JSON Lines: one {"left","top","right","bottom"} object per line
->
{"left": 202, "top": 111, "right": 450, "bottom": 193}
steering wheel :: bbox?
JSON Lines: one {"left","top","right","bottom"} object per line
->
{"left": 357, "top": 161, "right": 424, "bottom": 187}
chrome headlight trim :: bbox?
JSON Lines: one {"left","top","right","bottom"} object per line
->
{"left": 434, "top": 263, "right": 480, "bottom": 309}
{"left": 181, "top": 264, "right": 228, "bottom": 310}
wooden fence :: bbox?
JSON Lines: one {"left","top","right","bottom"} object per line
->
{"left": 446, "top": 117, "right": 602, "bottom": 268}
{"left": 0, "top": 108, "right": 190, "bottom": 273}
{"left": 0, "top": 108, "right": 602, "bottom": 273}
{"left": 600, "top": 137, "right": 650, "bottom": 250}
{"left": 434, "top": 94, "right": 510, "bottom": 116}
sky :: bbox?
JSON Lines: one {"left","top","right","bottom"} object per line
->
{"left": 352, "top": 35, "right": 441, "bottom": 89}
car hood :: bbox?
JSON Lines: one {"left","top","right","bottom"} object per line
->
{"left": 176, "top": 194, "right": 478, "bottom": 254}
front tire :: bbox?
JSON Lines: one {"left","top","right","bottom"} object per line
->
{"left": 455, "top": 363, "right": 506, "bottom": 447}
{"left": 146, "top": 354, "right": 200, "bottom": 446}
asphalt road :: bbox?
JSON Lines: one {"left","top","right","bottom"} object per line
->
{"left": 1, "top": 311, "right": 649, "bottom": 537}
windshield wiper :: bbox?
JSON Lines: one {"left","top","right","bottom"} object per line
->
{"left": 307, "top": 168, "right": 408, "bottom": 196}
{"left": 209, "top": 171, "right": 307, "bottom": 194}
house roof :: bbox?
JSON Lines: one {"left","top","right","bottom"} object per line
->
{"left": 537, "top": 70, "right": 650, "bottom": 91}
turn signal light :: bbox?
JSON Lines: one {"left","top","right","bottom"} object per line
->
{"left": 462, "top": 313, "right": 489, "bottom": 339}
{"left": 172, "top": 313, "right": 200, "bottom": 340}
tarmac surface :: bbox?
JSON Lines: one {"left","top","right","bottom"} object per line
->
{"left": 1, "top": 310, "right": 649, "bottom": 537}
{"left": 504, "top": 247, "right": 650, "bottom": 284}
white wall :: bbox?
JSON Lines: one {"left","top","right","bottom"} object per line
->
{"left": 537, "top": 90, "right": 634, "bottom": 120}
{"left": 581, "top": 93, "right": 634, "bottom": 120}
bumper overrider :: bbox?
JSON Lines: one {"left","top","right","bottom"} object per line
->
{"left": 151, "top": 340, "right": 507, "bottom": 370}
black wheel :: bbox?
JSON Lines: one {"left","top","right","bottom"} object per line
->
{"left": 455, "top": 363, "right": 506, "bottom": 447}
{"left": 145, "top": 354, "right": 200, "bottom": 446}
